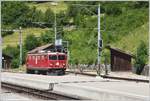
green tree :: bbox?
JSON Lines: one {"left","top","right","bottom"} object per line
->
{"left": 27, "top": 6, "right": 44, "bottom": 24}
{"left": 134, "top": 40, "right": 148, "bottom": 74}
{"left": 24, "top": 34, "right": 41, "bottom": 51}
{"left": 3, "top": 45, "right": 20, "bottom": 68}
{"left": 57, "top": 11, "right": 69, "bottom": 26}
{"left": 11, "top": 58, "right": 20, "bottom": 69}
{"left": 105, "top": 5, "right": 122, "bottom": 16}
{"left": 44, "top": 8, "right": 54, "bottom": 27}
{"left": 3, "top": 45, "right": 19, "bottom": 58}
{"left": 2, "top": 1, "right": 29, "bottom": 27}
{"left": 40, "top": 30, "right": 54, "bottom": 44}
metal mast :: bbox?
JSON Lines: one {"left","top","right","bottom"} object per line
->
{"left": 97, "top": 4, "right": 101, "bottom": 75}
{"left": 19, "top": 27, "right": 22, "bottom": 66}
{"left": 54, "top": 13, "right": 57, "bottom": 46}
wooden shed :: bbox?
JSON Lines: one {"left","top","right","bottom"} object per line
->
{"left": 2, "top": 53, "right": 12, "bottom": 69}
{"left": 107, "top": 46, "right": 133, "bottom": 71}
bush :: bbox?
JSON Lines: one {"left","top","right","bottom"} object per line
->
{"left": 24, "top": 34, "right": 41, "bottom": 51}
{"left": 134, "top": 40, "right": 148, "bottom": 74}
{"left": 2, "top": 1, "right": 29, "bottom": 26}
{"left": 2, "top": 30, "right": 14, "bottom": 37}
{"left": 2, "top": 1, "right": 44, "bottom": 28}
{"left": 3, "top": 45, "right": 19, "bottom": 58}
{"left": 132, "top": 1, "right": 149, "bottom": 8}
{"left": 44, "top": 8, "right": 54, "bottom": 27}
{"left": 57, "top": 11, "right": 69, "bottom": 26}
{"left": 11, "top": 58, "right": 20, "bottom": 68}
{"left": 3, "top": 45, "right": 21, "bottom": 68}
{"left": 40, "top": 30, "right": 54, "bottom": 44}
{"left": 105, "top": 5, "right": 122, "bottom": 16}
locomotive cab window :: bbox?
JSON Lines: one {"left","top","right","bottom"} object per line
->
{"left": 58, "top": 55, "right": 65, "bottom": 60}
{"left": 49, "top": 55, "right": 57, "bottom": 60}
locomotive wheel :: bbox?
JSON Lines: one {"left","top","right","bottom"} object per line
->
{"left": 61, "top": 70, "right": 65, "bottom": 75}
{"left": 26, "top": 69, "right": 35, "bottom": 74}
{"left": 57, "top": 70, "right": 65, "bottom": 75}
{"left": 40, "top": 70, "right": 47, "bottom": 75}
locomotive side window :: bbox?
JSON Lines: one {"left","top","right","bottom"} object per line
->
{"left": 32, "top": 56, "right": 35, "bottom": 60}
{"left": 44, "top": 55, "right": 47, "bottom": 60}
{"left": 58, "top": 55, "right": 65, "bottom": 60}
{"left": 37, "top": 56, "right": 40, "bottom": 60}
{"left": 41, "top": 56, "right": 44, "bottom": 60}
{"left": 28, "top": 56, "right": 31, "bottom": 60}
{"left": 49, "top": 55, "right": 57, "bottom": 60}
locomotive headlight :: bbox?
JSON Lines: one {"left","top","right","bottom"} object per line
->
{"left": 56, "top": 62, "right": 59, "bottom": 65}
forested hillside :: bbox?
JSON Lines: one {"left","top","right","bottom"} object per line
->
{"left": 1, "top": 1, "right": 148, "bottom": 68}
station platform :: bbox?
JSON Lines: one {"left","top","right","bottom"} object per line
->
{"left": 1, "top": 72, "right": 149, "bottom": 101}
{"left": 67, "top": 69, "right": 149, "bottom": 81}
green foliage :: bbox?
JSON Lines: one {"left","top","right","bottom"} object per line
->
{"left": 101, "top": 8, "right": 148, "bottom": 44}
{"left": 132, "top": 1, "right": 149, "bottom": 8}
{"left": 2, "top": 31, "right": 14, "bottom": 37}
{"left": 24, "top": 34, "right": 41, "bottom": 51}
{"left": 3, "top": 45, "right": 19, "bottom": 58}
{"left": 134, "top": 41, "right": 148, "bottom": 75}
{"left": 11, "top": 58, "right": 20, "bottom": 69}
{"left": 2, "top": 1, "right": 45, "bottom": 28}
{"left": 3, "top": 45, "right": 20, "bottom": 68}
{"left": 64, "top": 3, "right": 148, "bottom": 64}
{"left": 44, "top": 8, "right": 54, "bottom": 27}
{"left": 2, "top": 1, "right": 29, "bottom": 26}
{"left": 74, "top": 13, "right": 86, "bottom": 27}
{"left": 57, "top": 11, "right": 69, "bottom": 26}
{"left": 40, "top": 30, "right": 54, "bottom": 44}
{"left": 57, "top": 26, "right": 64, "bottom": 38}
{"left": 22, "top": 46, "right": 28, "bottom": 64}
{"left": 105, "top": 5, "right": 122, "bottom": 16}
{"left": 64, "top": 29, "right": 97, "bottom": 64}
{"left": 2, "top": 1, "right": 149, "bottom": 66}
{"left": 26, "top": 6, "right": 45, "bottom": 26}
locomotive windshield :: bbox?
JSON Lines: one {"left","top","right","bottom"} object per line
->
{"left": 49, "top": 55, "right": 65, "bottom": 60}
{"left": 49, "top": 55, "right": 57, "bottom": 60}
{"left": 58, "top": 55, "right": 65, "bottom": 60}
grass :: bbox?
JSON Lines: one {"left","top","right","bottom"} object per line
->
{"left": 28, "top": 1, "right": 68, "bottom": 13}
{"left": 6, "top": 65, "right": 26, "bottom": 73}
{"left": 112, "top": 23, "right": 148, "bottom": 54}
{"left": 3, "top": 1, "right": 68, "bottom": 48}
{"left": 3, "top": 2, "right": 149, "bottom": 65}
{"left": 2, "top": 28, "right": 49, "bottom": 48}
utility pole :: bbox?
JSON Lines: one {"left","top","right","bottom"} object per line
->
{"left": 0, "top": 36, "right": 1, "bottom": 70}
{"left": 0, "top": 30, "right": 1, "bottom": 101}
{"left": 66, "top": 41, "right": 69, "bottom": 67}
{"left": 97, "top": 4, "right": 102, "bottom": 76}
{"left": 54, "top": 13, "right": 57, "bottom": 46}
{"left": 19, "top": 27, "right": 22, "bottom": 66}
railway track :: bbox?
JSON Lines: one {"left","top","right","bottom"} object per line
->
{"left": 2, "top": 70, "right": 149, "bottom": 83}
{"left": 67, "top": 71, "right": 149, "bottom": 83}
{"left": 1, "top": 82, "right": 87, "bottom": 100}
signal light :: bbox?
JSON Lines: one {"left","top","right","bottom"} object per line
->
{"left": 99, "top": 39, "right": 103, "bottom": 48}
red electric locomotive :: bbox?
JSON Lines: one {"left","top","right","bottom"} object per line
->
{"left": 26, "top": 52, "right": 67, "bottom": 75}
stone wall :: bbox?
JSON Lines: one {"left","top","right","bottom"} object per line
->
{"left": 141, "top": 65, "right": 149, "bottom": 76}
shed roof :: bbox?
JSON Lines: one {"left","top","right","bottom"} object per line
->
{"left": 2, "top": 53, "right": 13, "bottom": 59}
{"left": 106, "top": 45, "right": 134, "bottom": 57}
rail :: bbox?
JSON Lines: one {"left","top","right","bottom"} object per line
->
{"left": 66, "top": 71, "right": 149, "bottom": 83}
{"left": 1, "top": 82, "right": 87, "bottom": 100}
